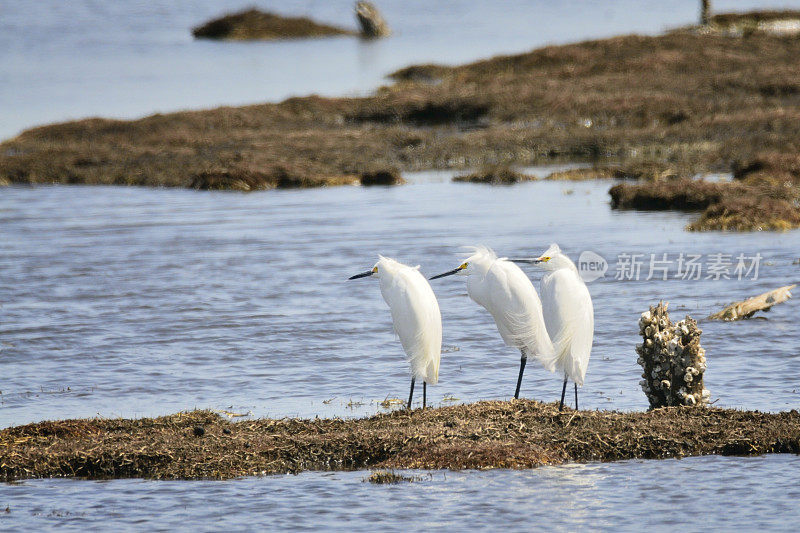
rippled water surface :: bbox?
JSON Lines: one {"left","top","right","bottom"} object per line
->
{"left": 2, "top": 455, "right": 800, "bottom": 531}
{"left": 4, "top": 0, "right": 800, "bottom": 138}
{"left": 3, "top": 176, "right": 800, "bottom": 425}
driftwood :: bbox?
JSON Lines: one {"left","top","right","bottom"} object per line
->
{"left": 355, "top": 1, "right": 390, "bottom": 38}
{"left": 708, "top": 284, "right": 796, "bottom": 321}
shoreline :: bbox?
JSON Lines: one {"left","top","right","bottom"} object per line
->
{"left": 2, "top": 401, "right": 798, "bottom": 481}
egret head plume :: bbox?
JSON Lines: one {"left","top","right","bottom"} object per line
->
{"left": 538, "top": 243, "right": 578, "bottom": 271}
{"left": 430, "top": 245, "right": 497, "bottom": 280}
{"left": 349, "top": 255, "right": 400, "bottom": 280}
{"left": 510, "top": 243, "right": 575, "bottom": 271}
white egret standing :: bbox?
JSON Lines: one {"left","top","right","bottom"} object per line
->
{"left": 430, "top": 246, "right": 553, "bottom": 399}
{"left": 512, "top": 244, "right": 594, "bottom": 410}
{"left": 349, "top": 256, "right": 442, "bottom": 409}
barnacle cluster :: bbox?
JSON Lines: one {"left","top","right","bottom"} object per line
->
{"left": 637, "top": 302, "right": 710, "bottom": 408}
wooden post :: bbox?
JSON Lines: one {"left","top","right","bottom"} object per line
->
{"left": 701, "top": 0, "right": 711, "bottom": 26}
{"left": 355, "top": 1, "right": 391, "bottom": 38}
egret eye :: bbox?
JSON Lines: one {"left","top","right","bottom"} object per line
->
{"left": 460, "top": 262, "right": 468, "bottom": 269}
{"left": 372, "top": 266, "right": 378, "bottom": 273}
{"left": 541, "top": 256, "right": 551, "bottom": 262}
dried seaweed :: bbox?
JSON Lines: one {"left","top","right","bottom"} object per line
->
{"left": 2, "top": 402, "right": 799, "bottom": 481}
{"left": 192, "top": 9, "right": 354, "bottom": 40}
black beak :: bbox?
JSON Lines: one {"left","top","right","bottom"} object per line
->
{"left": 348, "top": 270, "right": 373, "bottom": 280}
{"left": 510, "top": 258, "right": 541, "bottom": 264}
{"left": 429, "top": 267, "right": 463, "bottom": 280}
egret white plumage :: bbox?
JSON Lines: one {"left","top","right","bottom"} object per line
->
{"left": 511, "top": 244, "right": 594, "bottom": 410}
{"left": 348, "top": 256, "right": 442, "bottom": 409}
{"left": 430, "top": 246, "right": 553, "bottom": 399}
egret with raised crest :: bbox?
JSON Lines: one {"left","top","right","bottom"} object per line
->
{"left": 430, "top": 246, "right": 553, "bottom": 399}
{"left": 511, "top": 243, "right": 594, "bottom": 411}
{"left": 348, "top": 256, "right": 442, "bottom": 409}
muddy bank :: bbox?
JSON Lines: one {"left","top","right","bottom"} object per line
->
{"left": 4, "top": 13, "right": 800, "bottom": 229}
{"left": 1, "top": 401, "right": 799, "bottom": 481}
{"left": 192, "top": 9, "right": 354, "bottom": 40}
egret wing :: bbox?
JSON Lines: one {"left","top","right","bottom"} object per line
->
{"left": 540, "top": 269, "right": 593, "bottom": 384}
{"left": 380, "top": 267, "right": 442, "bottom": 384}
{"left": 482, "top": 260, "right": 554, "bottom": 361}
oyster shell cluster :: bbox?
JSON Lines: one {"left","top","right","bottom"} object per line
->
{"left": 637, "top": 302, "right": 710, "bottom": 408}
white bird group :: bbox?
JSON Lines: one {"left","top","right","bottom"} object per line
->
{"left": 349, "top": 244, "right": 594, "bottom": 410}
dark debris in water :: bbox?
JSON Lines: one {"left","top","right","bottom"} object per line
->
{"left": 364, "top": 470, "right": 427, "bottom": 484}
{"left": 1, "top": 402, "right": 799, "bottom": 481}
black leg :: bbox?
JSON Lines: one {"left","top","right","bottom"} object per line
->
{"left": 559, "top": 377, "right": 568, "bottom": 411}
{"left": 423, "top": 381, "right": 427, "bottom": 409}
{"left": 574, "top": 383, "right": 579, "bottom": 411}
{"left": 514, "top": 350, "right": 528, "bottom": 399}
{"left": 408, "top": 377, "right": 415, "bottom": 410}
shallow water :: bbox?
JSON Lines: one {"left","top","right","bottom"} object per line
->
{"left": 2, "top": 455, "right": 799, "bottom": 531}
{"left": 4, "top": 0, "right": 800, "bottom": 138}
{"left": 2, "top": 175, "right": 799, "bottom": 426}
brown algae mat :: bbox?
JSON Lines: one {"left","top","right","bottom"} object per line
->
{"left": 4, "top": 11, "right": 800, "bottom": 228}
{"left": 192, "top": 8, "right": 355, "bottom": 40}
{"left": 2, "top": 401, "right": 799, "bottom": 481}
{"left": 452, "top": 166, "right": 535, "bottom": 184}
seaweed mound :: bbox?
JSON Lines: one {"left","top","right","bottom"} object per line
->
{"left": 609, "top": 155, "right": 800, "bottom": 231}
{"left": 360, "top": 168, "right": 405, "bottom": 186}
{"left": 453, "top": 166, "right": 534, "bottom": 184}
{"left": 2, "top": 402, "right": 799, "bottom": 481}
{"left": 192, "top": 9, "right": 354, "bottom": 40}
{"left": 545, "top": 167, "right": 623, "bottom": 181}
{"left": 609, "top": 179, "right": 729, "bottom": 211}
{"left": 190, "top": 167, "right": 357, "bottom": 191}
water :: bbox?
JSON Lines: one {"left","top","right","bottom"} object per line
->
{"left": 2, "top": 176, "right": 799, "bottom": 425}
{"left": 4, "top": 1, "right": 800, "bottom": 529}
{"left": 1, "top": 455, "right": 799, "bottom": 531}
{"left": 4, "top": 0, "right": 800, "bottom": 139}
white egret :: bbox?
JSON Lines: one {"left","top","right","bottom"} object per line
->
{"left": 430, "top": 246, "right": 553, "bottom": 399}
{"left": 511, "top": 243, "right": 594, "bottom": 410}
{"left": 348, "top": 256, "right": 442, "bottom": 409}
